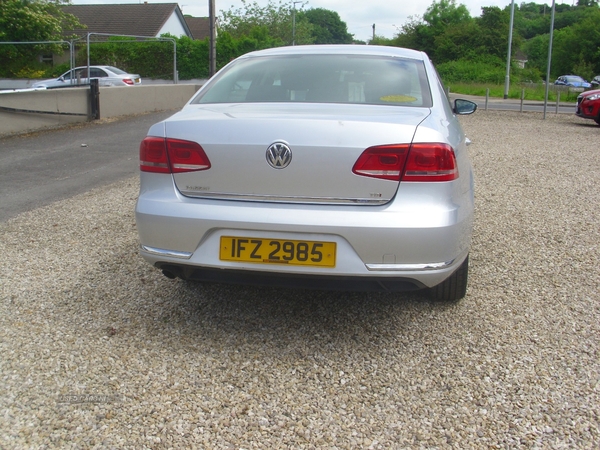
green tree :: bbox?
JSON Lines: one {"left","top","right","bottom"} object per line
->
{"left": 431, "top": 20, "right": 482, "bottom": 62}
{"left": 369, "top": 35, "right": 394, "bottom": 46}
{"left": 551, "top": 8, "right": 600, "bottom": 77}
{"left": 522, "top": 33, "right": 549, "bottom": 75}
{"left": 518, "top": 3, "right": 600, "bottom": 79}
{"left": 422, "top": 0, "right": 471, "bottom": 32}
{"left": 391, "top": 0, "right": 472, "bottom": 60}
{"left": 299, "top": 8, "right": 353, "bottom": 44}
{"left": 216, "top": 27, "right": 285, "bottom": 68}
{"left": 219, "top": 0, "right": 313, "bottom": 46}
{"left": 0, "top": 0, "right": 82, "bottom": 76}
{"left": 477, "top": 6, "right": 518, "bottom": 60}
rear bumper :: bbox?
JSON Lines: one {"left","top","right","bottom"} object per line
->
{"left": 155, "top": 263, "right": 427, "bottom": 292}
{"left": 135, "top": 173, "right": 473, "bottom": 289}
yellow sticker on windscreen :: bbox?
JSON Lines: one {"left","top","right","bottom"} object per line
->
{"left": 380, "top": 95, "right": 417, "bottom": 103}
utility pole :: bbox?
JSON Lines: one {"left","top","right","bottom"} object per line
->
{"left": 292, "top": 1, "right": 301, "bottom": 45}
{"left": 503, "top": 0, "right": 515, "bottom": 99}
{"left": 372, "top": 24, "right": 375, "bottom": 42}
{"left": 543, "top": 0, "right": 556, "bottom": 119}
{"left": 209, "top": 0, "right": 216, "bottom": 77}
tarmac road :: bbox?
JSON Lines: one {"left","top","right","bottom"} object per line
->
{"left": 0, "top": 110, "right": 175, "bottom": 222}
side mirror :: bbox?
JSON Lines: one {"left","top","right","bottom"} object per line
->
{"left": 453, "top": 99, "right": 477, "bottom": 115}
{"left": 59, "top": 76, "right": 65, "bottom": 82}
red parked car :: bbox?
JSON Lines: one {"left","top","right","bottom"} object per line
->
{"left": 576, "top": 89, "right": 600, "bottom": 125}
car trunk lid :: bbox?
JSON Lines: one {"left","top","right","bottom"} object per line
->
{"left": 164, "top": 103, "right": 429, "bottom": 205}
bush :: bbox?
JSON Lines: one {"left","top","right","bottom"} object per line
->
{"left": 513, "top": 66, "right": 543, "bottom": 83}
{"left": 46, "top": 63, "right": 70, "bottom": 78}
{"left": 13, "top": 67, "right": 47, "bottom": 79}
{"left": 437, "top": 58, "right": 505, "bottom": 84}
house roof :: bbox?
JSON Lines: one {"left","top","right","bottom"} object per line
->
{"left": 514, "top": 50, "right": 528, "bottom": 61}
{"left": 184, "top": 17, "right": 210, "bottom": 40}
{"left": 62, "top": 3, "right": 192, "bottom": 38}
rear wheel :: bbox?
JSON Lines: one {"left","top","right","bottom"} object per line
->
{"left": 430, "top": 255, "right": 469, "bottom": 302}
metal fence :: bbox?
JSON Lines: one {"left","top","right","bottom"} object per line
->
{"left": 1, "top": 33, "right": 178, "bottom": 84}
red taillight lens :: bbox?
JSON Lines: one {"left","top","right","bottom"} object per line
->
{"left": 352, "top": 143, "right": 458, "bottom": 182}
{"left": 402, "top": 143, "right": 458, "bottom": 182}
{"left": 140, "top": 137, "right": 211, "bottom": 173}
{"left": 140, "top": 137, "right": 170, "bottom": 173}
{"left": 167, "top": 138, "right": 211, "bottom": 173}
{"left": 352, "top": 144, "right": 410, "bottom": 181}
{"left": 122, "top": 78, "right": 134, "bottom": 85}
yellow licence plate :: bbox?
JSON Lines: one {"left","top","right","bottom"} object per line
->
{"left": 220, "top": 236, "right": 336, "bottom": 267}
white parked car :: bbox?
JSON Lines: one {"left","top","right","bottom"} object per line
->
{"left": 32, "top": 65, "right": 141, "bottom": 88}
{"left": 135, "top": 45, "right": 477, "bottom": 302}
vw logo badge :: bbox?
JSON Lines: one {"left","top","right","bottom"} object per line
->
{"left": 266, "top": 142, "right": 292, "bottom": 169}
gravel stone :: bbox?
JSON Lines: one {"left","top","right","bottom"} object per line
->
{"left": 1, "top": 110, "right": 599, "bottom": 448}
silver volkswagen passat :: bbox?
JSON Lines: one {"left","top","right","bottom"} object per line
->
{"left": 135, "top": 45, "right": 477, "bottom": 301}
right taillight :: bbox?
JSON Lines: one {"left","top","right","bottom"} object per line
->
{"left": 352, "top": 143, "right": 458, "bottom": 182}
{"left": 140, "top": 137, "right": 211, "bottom": 174}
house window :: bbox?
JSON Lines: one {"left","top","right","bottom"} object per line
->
{"left": 40, "top": 54, "right": 53, "bottom": 64}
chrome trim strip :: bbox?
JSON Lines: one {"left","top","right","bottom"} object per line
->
{"left": 141, "top": 245, "right": 193, "bottom": 260}
{"left": 366, "top": 259, "right": 455, "bottom": 272}
{"left": 179, "top": 190, "right": 389, "bottom": 205}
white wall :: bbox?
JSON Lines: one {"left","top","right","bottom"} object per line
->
{"left": 0, "top": 84, "right": 201, "bottom": 136}
{"left": 158, "top": 12, "right": 188, "bottom": 37}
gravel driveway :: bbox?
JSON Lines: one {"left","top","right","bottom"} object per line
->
{"left": 1, "top": 111, "right": 598, "bottom": 448}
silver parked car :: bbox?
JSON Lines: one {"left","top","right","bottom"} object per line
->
{"left": 136, "top": 45, "right": 477, "bottom": 301}
{"left": 32, "top": 65, "right": 141, "bottom": 88}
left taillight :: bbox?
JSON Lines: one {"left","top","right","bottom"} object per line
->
{"left": 122, "top": 78, "right": 134, "bottom": 85}
{"left": 140, "top": 137, "right": 211, "bottom": 174}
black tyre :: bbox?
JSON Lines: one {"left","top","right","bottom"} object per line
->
{"left": 430, "top": 255, "right": 469, "bottom": 302}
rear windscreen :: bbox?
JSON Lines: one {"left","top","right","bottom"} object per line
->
{"left": 192, "top": 54, "right": 432, "bottom": 107}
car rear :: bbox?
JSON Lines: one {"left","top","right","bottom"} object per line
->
{"left": 135, "top": 46, "right": 474, "bottom": 297}
{"left": 105, "top": 66, "right": 141, "bottom": 86}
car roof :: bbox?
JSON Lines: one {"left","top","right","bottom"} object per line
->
{"left": 72, "top": 65, "right": 112, "bottom": 70}
{"left": 237, "top": 45, "right": 428, "bottom": 61}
